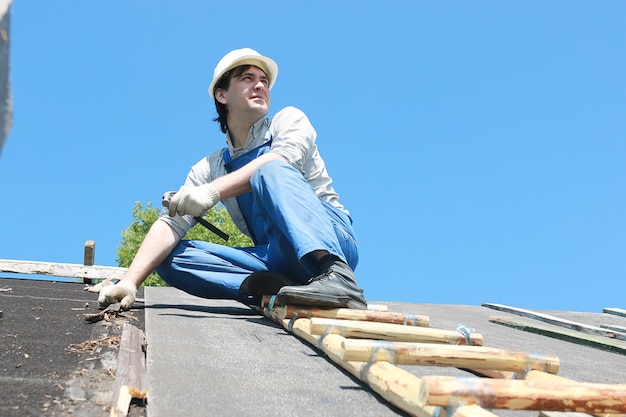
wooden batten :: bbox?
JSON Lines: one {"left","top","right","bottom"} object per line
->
{"left": 603, "top": 308, "right": 626, "bottom": 318}
{"left": 0, "top": 259, "right": 126, "bottom": 281}
{"left": 483, "top": 303, "right": 626, "bottom": 341}
{"left": 490, "top": 315, "right": 626, "bottom": 355}
{"left": 601, "top": 324, "right": 626, "bottom": 334}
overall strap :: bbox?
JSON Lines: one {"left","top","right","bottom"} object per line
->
{"left": 222, "top": 139, "right": 273, "bottom": 244}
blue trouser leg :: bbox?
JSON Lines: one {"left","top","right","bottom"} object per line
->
{"left": 156, "top": 240, "right": 268, "bottom": 305}
{"left": 250, "top": 160, "right": 359, "bottom": 281}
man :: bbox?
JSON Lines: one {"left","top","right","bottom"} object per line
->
{"left": 98, "top": 48, "right": 367, "bottom": 311}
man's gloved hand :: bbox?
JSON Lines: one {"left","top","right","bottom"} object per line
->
{"left": 98, "top": 280, "right": 137, "bottom": 310}
{"left": 84, "top": 277, "right": 115, "bottom": 293}
{"left": 168, "top": 184, "right": 220, "bottom": 218}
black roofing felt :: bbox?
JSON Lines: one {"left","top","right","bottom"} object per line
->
{"left": 2, "top": 277, "right": 625, "bottom": 417}
{"left": 0, "top": 278, "right": 145, "bottom": 417}
{"left": 144, "top": 287, "right": 626, "bottom": 417}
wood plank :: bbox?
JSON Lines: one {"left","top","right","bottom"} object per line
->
{"left": 110, "top": 323, "right": 147, "bottom": 417}
{"left": 339, "top": 338, "right": 560, "bottom": 374}
{"left": 423, "top": 375, "right": 626, "bottom": 413}
{"left": 603, "top": 308, "right": 626, "bottom": 318}
{"left": 309, "top": 317, "right": 483, "bottom": 345}
{"left": 489, "top": 315, "right": 626, "bottom": 355}
{"left": 482, "top": 303, "right": 626, "bottom": 341}
{"left": 0, "top": 259, "right": 126, "bottom": 281}
{"left": 600, "top": 324, "right": 626, "bottom": 334}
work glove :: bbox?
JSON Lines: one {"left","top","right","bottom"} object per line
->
{"left": 84, "top": 277, "right": 115, "bottom": 293}
{"left": 168, "top": 184, "right": 220, "bottom": 218}
{"left": 98, "top": 280, "right": 137, "bottom": 310}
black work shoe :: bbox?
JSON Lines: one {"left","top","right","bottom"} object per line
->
{"left": 239, "top": 270, "right": 301, "bottom": 299}
{"left": 277, "top": 258, "right": 367, "bottom": 310}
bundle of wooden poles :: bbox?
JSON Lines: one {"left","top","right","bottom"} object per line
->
{"left": 261, "top": 297, "right": 626, "bottom": 417}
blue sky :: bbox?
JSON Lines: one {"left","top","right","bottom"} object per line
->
{"left": 1, "top": 2, "right": 624, "bottom": 313}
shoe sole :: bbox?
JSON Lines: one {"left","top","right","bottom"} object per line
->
{"left": 277, "top": 290, "right": 367, "bottom": 310}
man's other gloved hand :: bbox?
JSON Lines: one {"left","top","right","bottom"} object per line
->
{"left": 84, "top": 277, "right": 115, "bottom": 293}
{"left": 98, "top": 280, "right": 137, "bottom": 310}
{"left": 168, "top": 184, "right": 220, "bottom": 218}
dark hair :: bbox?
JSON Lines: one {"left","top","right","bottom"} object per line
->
{"left": 212, "top": 65, "right": 253, "bottom": 134}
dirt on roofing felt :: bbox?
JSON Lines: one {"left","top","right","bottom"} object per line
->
{"left": 0, "top": 277, "right": 146, "bottom": 417}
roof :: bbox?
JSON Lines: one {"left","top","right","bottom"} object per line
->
{"left": 2, "top": 276, "right": 626, "bottom": 416}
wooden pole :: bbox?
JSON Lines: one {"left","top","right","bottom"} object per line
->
{"left": 309, "top": 317, "right": 483, "bottom": 346}
{"left": 423, "top": 375, "right": 626, "bottom": 413}
{"left": 526, "top": 370, "right": 626, "bottom": 417}
{"left": 466, "top": 369, "right": 626, "bottom": 417}
{"left": 277, "top": 316, "right": 432, "bottom": 417}
{"left": 84, "top": 240, "right": 95, "bottom": 266}
{"left": 339, "top": 338, "right": 560, "bottom": 374}
{"left": 83, "top": 240, "right": 96, "bottom": 284}
{"left": 260, "top": 297, "right": 429, "bottom": 327}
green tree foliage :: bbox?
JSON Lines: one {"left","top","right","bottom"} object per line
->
{"left": 115, "top": 201, "right": 253, "bottom": 286}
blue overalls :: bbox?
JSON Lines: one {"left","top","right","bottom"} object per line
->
{"left": 156, "top": 141, "right": 359, "bottom": 305}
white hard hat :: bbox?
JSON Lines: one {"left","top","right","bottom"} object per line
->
{"left": 208, "top": 48, "right": 278, "bottom": 100}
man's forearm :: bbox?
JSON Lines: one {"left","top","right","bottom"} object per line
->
{"left": 121, "top": 219, "right": 181, "bottom": 287}
{"left": 211, "top": 152, "right": 286, "bottom": 199}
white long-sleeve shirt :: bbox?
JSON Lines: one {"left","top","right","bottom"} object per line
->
{"left": 159, "top": 106, "right": 347, "bottom": 239}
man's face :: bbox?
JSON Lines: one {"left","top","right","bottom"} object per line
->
{"left": 216, "top": 66, "right": 270, "bottom": 121}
